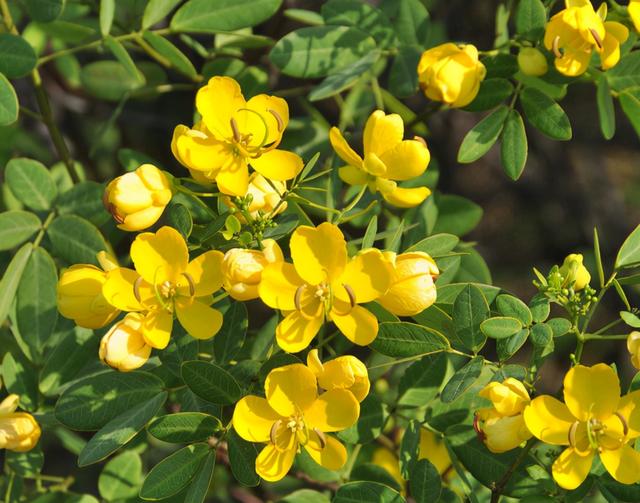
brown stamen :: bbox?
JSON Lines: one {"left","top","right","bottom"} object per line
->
{"left": 589, "top": 28, "right": 603, "bottom": 49}
{"left": 552, "top": 36, "right": 563, "bottom": 58}
{"left": 268, "top": 109, "right": 284, "bottom": 132}
{"left": 182, "top": 272, "right": 196, "bottom": 296}
{"left": 413, "top": 135, "right": 427, "bottom": 147}
{"left": 270, "top": 419, "right": 282, "bottom": 445}
{"left": 473, "top": 413, "right": 486, "bottom": 441}
{"left": 294, "top": 285, "right": 306, "bottom": 311}
{"left": 230, "top": 118, "right": 241, "bottom": 142}
{"left": 343, "top": 284, "right": 356, "bottom": 308}
{"left": 313, "top": 428, "right": 326, "bottom": 449}
{"left": 615, "top": 412, "right": 629, "bottom": 436}
{"left": 133, "top": 276, "right": 144, "bottom": 302}
{"left": 568, "top": 421, "right": 579, "bottom": 447}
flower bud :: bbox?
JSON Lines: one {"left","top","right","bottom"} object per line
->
{"left": 222, "top": 173, "right": 287, "bottom": 219}
{"left": 0, "top": 394, "right": 41, "bottom": 452}
{"left": 479, "top": 378, "right": 530, "bottom": 416}
{"left": 559, "top": 253, "right": 591, "bottom": 291}
{"left": 57, "top": 255, "right": 120, "bottom": 329}
{"left": 417, "top": 43, "right": 486, "bottom": 108}
{"left": 377, "top": 251, "right": 439, "bottom": 316}
{"left": 99, "top": 313, "right": 152, "bottom": 372}
{"left": 478, "top": 413, "right": 531, "bottom": 453}
{"left": 627, "top": 331, "right": 640, "bottom": 370}
{"left": 104, "top": 164, "right": 173, "bottom": 232}
{"left": 307, "top": 349, "right": 370, "bottom": 402}
{"left": 517, "top": 47, "right": 548, "bottom": 76}
{"left": 222, "top": 239, "right": 283, "bottom": 301}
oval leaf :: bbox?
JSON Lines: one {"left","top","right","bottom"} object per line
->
{"left": 480, "top": 317, "right": 522, "bottom": 340}
{"left": 334, "top": 481, "right": 405, "bottom": 503}
{"left": 0, "top": 33, "right": 37, "bottom": 78}
{"left": 171, "top": 0, "right": 282, "bottom": 33}
{"left": 5, "top": 158, "right": 57, "bottom": 211}
{"left": 500, "top": 109, "right": 528, "bottom": 180}
{"left": 0, "top": 211, "right": 41, "bottom": 250}
{"left": 47, "top": 214, "right": 108, "bottom": 265}
{"left": 452, "top": 284, "right": 490, "bottom": 352}
{"left": 181, "top": 361, "right": 242, "bottom": 405}
{"left": 520, "top": 87, "right": 572, "bottom": 141}
{"left": 370, "top": 322, "right": 450, "bottom": 357}
{"left": 147, "top": 412, "right": 221, "bottom": 443}
{"left": 0, "top": 73, "right": 18, "bottom": 126}
{"left": 457, "top": 106, "right": 509, "bottom": 164}
{"left": 441, "top": 356, "right": 484, "bottom": 403}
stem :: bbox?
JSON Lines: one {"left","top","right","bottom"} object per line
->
{"left": 583, "top": 333, "right": 628, "bottom": 341}
{"left": 341, "top": 444, "right": 362, "bottom": 480}
{"left": 371, "top": 76, "right": 384, "bottom": 110}
{"left": 490, "top": 439, "right": 536, "bottom": 503}
{"left": 333, "top": 185, "right": 367, "bottom": 224}
{"left": 33, "top": 212, "right": 56, "bottom": 248}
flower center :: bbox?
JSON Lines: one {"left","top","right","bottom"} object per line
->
{"left": 568, "top": 412, "right": 629, "bottom": 452}
{"left": 293, "top": 282, "right": 357, "bottom": 317}
{"left": 133, "top": 272, "right": 196, "bottom": 312}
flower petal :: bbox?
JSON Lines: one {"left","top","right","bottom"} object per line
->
{"left": 554, "top": 47, "right": 592, "bottom": 77}
{"left": 380, "top": 140, "right": 430, "bottom": 181}
{"left": 600, "top": 443, "right": 640, "bottom": 485}
{"left": 232, "top": 396, "right": 281, "bottom": 443}
{"left": 102, "top": 267, "right": 143, "bottom": 312}
{"left": 196, "top": 76, "right": 246, "bottom": 140}
{"left": 215, "top": 157, "right": 249, "bottom": 197}
{"left": 182, "top": 251, "right": 224, "bottom": 297}
{"left": 630, "top": 0, "right": 640, "bottom": 33}
{"left": 250, "top": 149, "right": 303, "bottom": 181}
{"left": 329, "top": 127, "right": 363, "bottom": 167}
{"left": 290, "top": 223, "right": 347, "bottom": 286}
{"left": 276, "top": 307, "right": 323, "bottom": 353}
{"left": 334, "top": 249, "right": 392, "bottom": 305}
{"left": 616, "top": 390, "right": 640, "bottom": 439}
{"left": 382, "top": 186, "right": 431, "bottom": 208}
{"left": 320, "top": 356, "right": 370, "bottom": 402}
{"left": 131, "top": 227, "right": 189, "bottom": 285}
{"left": 245, "top": 94, "right": 290, "bottom": 147}
{"left": 255, "top": 443, "right": 296, "bottom": 482}
{"left": 304, "top": 389, "right": 360, "bottom": 432}
{"left": 265, "top": 363, "right": 318, "bottom": 417}
{"left": 331, "top": 304, "right": 378, "bottom": 346}
{"left": 175, "top": 298, "right": 223, "bottom": 340}
{"left": 338, "top": 165, "right": 368, "bottom": 186}
{"left": 563, "top": 364, "right": 620, "bottom": 422}
{"left": 0, "top": 395, "right": 19, "bottom": 415}
{"left": 601, "top": 21, "right": 628, "bottom": 70}
{"left": 523, "top": 395, "right": 575, "bottom": 445}
{"left": 259, "top": 262, "right": 304, "bottom": 311}
{"left": 141, "top": 310, "right": 173, "bottom": 349}
{"left": 304, "top": 432, "right": 347, "bottom": 471}
{"left": 552, "top": 447, "right": 594, "bottom": 490}
{"left": 171, "top": 124, "right": 225, "bottom": 173}
{"left": 482, "top": 414, "right": 531, "bottom": 453}
{"left": 119, "top": 206, "right": 165, "bottom": 233}
{"left": 363, "top": 110, "right": 404, "bottom": 157}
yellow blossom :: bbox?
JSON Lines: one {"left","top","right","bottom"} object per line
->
{"left": 99, "top": 313, "right": 153, "bottom": 372}
{"left": 476, "top": 378, "right": 532, "bottom": 453}
{"left": 0, "top": 395, "right": 41, "bottom": 452}
{"left": 517, "top": 47, "right": 549, "bottom": 76}
{"left": 172, "top": 76, "right": 303, "bottom": 196}
{"left": 306, "top": 349, "right": 370, "bottom": 402}
{"left": 258, "top": 222, "right": 392, "bottom": 352}
{"left": 102, "top": 226, "right": 225, "bottom": 349}
{"left": 57, "top": 251, "right": 121, "bottom": 329}
{"left": 417, "top": 43, "right": 486, "bottom": 108}
{"left": 544, "top": 1, "right": 628, "bottom": 76}
{"left": 329, "top": 110, "right": 431, "bottom": 208}
{"left": 524, "top": 364, "right": 640, "bottom": 489}
{"left": 104, "top": 164, "right": 173, "bottom": 232}
{"left": 372, "top": 447, "right": 405, "bottom": 491}
{"left": 377, "top": 251, "right": 439, "bottom": 316}
{"left": 630, "top": 0, "right": 640, "bottom": 33}
{"left": 222, "top": 239, "right": 283, "bottom": 301}
{"left": 232, "top": 363, "right": 359, "bottom": 481}
{"left": 628, "top": 331, "right": 640, "bottom": 370}
{"left": 559, "top": 253, "right": 591, "bottom": 291}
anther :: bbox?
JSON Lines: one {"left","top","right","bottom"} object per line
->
{"left": 294, "top": 285, "right": 306, "bottom": 311}
{"left": 133, "top": 276, "right": 144, "bottom": 302}
{"left": 473, "top": 413, "right": 486, "bottom": 441}
{"left": 343, "top": 284, "right": 356, "bottom": 308}
{"left": 552, "top": 36, "right": 563, "bottom": 58}
{"left": 270, "top": 419, "right": 282, "bottom": 445}
{"left": 615, "top": 412, "right": 629, "bottom": 436}
{"left": 268, "top": 109, "right": 284, "bottom": 132}
{"left": 568, "top": 421, "right": 579, "bottom": 447}
{"left": 589, "top": 28, "right": 603, "bottom": 49}
{"left": 413, "top": 135, "right": 427, "bottom": 147}
{"left": 230, "top": 118, "right": 241, "bottom": 142}
{"left": 313, "top": 428, "right": 326, "bottom": 449}
{"left": 182, "top": 272, "right": 196, "bottom": 296}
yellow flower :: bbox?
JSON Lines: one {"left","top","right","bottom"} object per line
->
{"left": 306, "top": 348, "right": 370, "bottom": 402}
{"left": 104, "top": 164, "right": 173, "bottom": 232}
{"left": 418, "top": 429, "right": 451, "bottom": 476}
{"left": 232, "top": 363, "right": 359, "bottom": 481}
{"left": 258, "top": 222, "right": 392, "bottom": 352}
{"left": 517, "top": 47, "right": 549, "bottom": 76}
{"left": 372, "top": 447, "right": 405, "bottom": 492}
{"left": 524, "top": 364, "right": 640, "bottom": 489}
{"left": 99, "top": 313, "right": 153, "bottom": 372}
{"left": 559, "top": 253, "right": 591, "bottom": 291}
{"left": 329, "top": 110, "right": 431, "bottom": 208}
{"left": 102, "top": 226, "right": 225, "bottom": 349}
{"left": 630, "top": 0, "right": 640, "bottom": 33}
{"left": 628, "top": 332, "right": 640, "bottom": 370}
{"left": 475, "top": 378, "right": 532, "bottom": 453}
{"left": 0, "top": 395, "right": 41, "bottom": 452}
{"left": 544, "top": 1, "right": 628, "bottom": 76}
{"left": 377, "top": 251, "right": 439, "bottom": 316}
{"left": 57, "top": 251, "right": 121, "bottom": 329}
{"left": 222, "top": 239, "right": 283, "bottom": 301}
{"left": 417, "top": 43, "right": 486, "bottom": 108}
{"left": 172, "top": 76, "right": 303, "bottom": 196}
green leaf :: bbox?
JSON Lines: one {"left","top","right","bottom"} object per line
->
{"left": 530, "top": 322, "right": 553, "bottom": 348}
{"left": 321, "top": 0, "right": 395, "bottom": 48}
{"left": 397, "top": 353, "right": 448, "bottom": 407}
{"left": 140, "top": 443, "right": 210, "bottom": 500}
{"left": 184, "top": 451, "right": 215, "bottom": 503}
{"left": 616, "top": 223, "right": 640, "bottom": 269}
{"left": 453, "top": 284, "right": 490, "bottom": 352}
{"left": 393, "top": 0, "right": 429, "bottom": 47}
{"left": 0, "top": 211, "right": 41, "bottom": 250}
{"left": 608, "top": 52, "right": 640, "bottom": 91}
{"left": 409, "top": 458, "right": 441, "bottom": 503}
{"left": 227, "top": 429, "right": 260, "bottom": 487}
{"left": 483, "top": 54, "right": 519, "bottom": 79}
{"left": 546, "top": 317, "right": 572, "bottom": 337}
{"left": 5, "top": 446, "right": 44, "bottom": 476}
{"left": 388, "top": 46, "right": 422, "bottom": 98}
{"left": 100, "top": 0, "right": 116, "bottom": 36}
{"left": 362, "top": 215, "right": 378, "bottom": 249}
{"left": 143, "top": 0, "right": 182, "bottom": 29}
{"left": 597, "top": 75, "right": 615, "bottom": 140}
{"left": 308, "top": 50, "right": 380, "bottom": 102}
{"left": 79, "top": 392, "right": 167, "bottom": 466}
{"left": 99, "top": 451, "right": 143, "bottom": 501}
{"left": 147, "top": 413, "right": 222, "bottom": 443}
{"left": 142, "top": 31, "right": 197, "bottom": 78}
{"left": 80, "top": 61, "right": 143, "bottom": 101}
{"left": 16, "top": 247, "right": 58, "bottom": 357}
{"left": 621, "top": 310, "right": 640, "bottom": 328}
{"left": 281, "top": 489, "right": 331, "bottom": 503}
{"left": 399, "top": 420, "right": 421, "bottom": 478}
{"left": 338, "top": 394, "right": 386, "bottom": 444}
{"left": 351, "top": 464, "right": 402, "bottom": 493}
{"left": 528, "top": 293, "right": 550, "bottom": 323}
{"left": 0, "top": 73, "right": 18, "bottom": 126}
{"left": 500, "top": 109, "right": 528, "bottom": 180}
{"left": 214, "top": 301, "right": 248, "bottom": 363}
{"left": 496, "top": 294, "right": 532, "bottom": 326}
{"left": 181, "top": 361, "right": 242, "bottom": 405}
{"left": 515, "top": 0, "right": 546, "bottom": 40}
{"left": 56, "top": 181, "right": 110, "bottom": 226}
{"left": 464, "top": 78, "right": 514, "bottom": 112}
{"left": 165, "top": 203, "right": 193, "bottom": 238}
{"left": 103, "top": 37, "right": 145, "bottom": 84}
{"left": 480, "top": 317, "right": 522, "bottom": 340}
{"left": 407, "top": 233, "right": 459, "bottom": 257}
{"left": 496, "top": 328, "right": 529, "bottom": 361}
{"left": 5, "top": 158, "right": 57, "bottom": 210}
{"left": 0, "top": 33, "right": 37, "bottom": 78}
{"left": 171, "top": 0, "right": 282, "bottom": 33}
{"left": 619, "top": 87, "right": 640, "bottom": 139}
{"left": 2, "top": 352, "right": 39, "bottom": 411}
{"left": 47, "top": 214, "right": 108, "bottom": 265}
{"left": 56, "top": 371, "right": 165, "bottom": 430}
{"left": 457, "top": 106, "right": 509, "bottom": 163}
{"left": 432, "top": 194, "right": 483, "bottom": 236}
{"left": 520, "top": 87, "right": 572, "bottom": 141}
{"left": 24, "top": 0, "right": 64, "bottom": 22}
{"left": 269, "top": 26, "right": 376, "bottom": 79}
{"left": 334, "top": 482, "right": 405, "bottom": 503}
{"left": 370, "top": 322, "right": 450, "bottom": 357}
{"left": 0, "top": 243, "right": 33, "bottom": 327}
{"left": 441, "top": 355, "right": 484, "bottom": 403}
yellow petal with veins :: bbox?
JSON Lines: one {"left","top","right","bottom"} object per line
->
{"left": 563, "top": 363, "right": 620, "bottom": 422}
{"left": 523, "top": 395, "right": 575, "bottom": 445}
{"left": 250, "top": 149, "right": 303, "bottom": 181}
{"left": 304, "top": 389, "right": 360, "bottom": 432}
{"left": 552, "top": 447, "right": 594, "bottom": 490}
{"left": 175, "top": 298, "right": 223, "bottom": 340}
{"left": 304, "top": 432, "right": 348, "bottom": 471}
{"left": 363, "top": 110, "right": 404, "bottom": 157}
{"left": 255, "top": 443, "right": 296, "bottom": 482}
{"left": 131, "top": 227, "right": 189, "bottom": 285}
{"left": 600, "top": 443, "right": 640, "bottom": 485}
{"left": 290, "top": 223, "right": 348, "bottom": 286}
{"left": 329, "top": 127, "right": 363, "bottom": 167}
{"left": 232, "top": 396, "right": 281, "bottom": 443}
{"left": 141, "top": 309, "right": 173, "bottom": 349}
{"left": 265, "top": 364, "right": 318, "bottom": 417}
{"left": 331, "top": 303, "right": 378, "bottom": 346}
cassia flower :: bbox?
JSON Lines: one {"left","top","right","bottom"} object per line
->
{"left": 99, "top": 313, "right": 153, "bottom": 372}
{"left": 232, "top": 363, "right": 359, "bottom": 481}
{"left": 417, "top": 43, "right": 486, "bottom": 108}
{"left": 102, "top": 226, "right": 225, "bottom": 349}
{"left": 57, "top": 251, "right": 121, "bottom": 329}
{"left": 524, "top": 364, "right": 640, "bottom": 489}
{"left": 330, "top": 110, "right": 431, "bottom": 208}
{"left": 627, "top": 331, "right": 640, "bottom": 370}
{"left": 172, "top": 76, "right": 303, "bottom": 196}
{"left": 517, "top": 47, "right": 549, "bottom": 76}
{"left": 559, "top": 253, "right": 591, "bottom": 291}
{"left": 222, "top": 239, "right": 283, "bottom": 301}
{"left": 103, "top": 164, "right": 173, "bottom": 232}
{"left": 475, "top": 378, "right": 532, "bottom": 453}
{"left": 377, "top": 251, "right": 439, "bottom": 316}
{"left": 306, "top": 348, "right": 370, "bottom": 402}
{"left": 630, "top": 0, "right": 640, "bottom": 33}
{"left": 258, "top": 222, "right": 392, "bottom": 352}
{"left": 0, "top": 395, "right": 41, "bottom": 452}
{"left": 544, "top": 1, "right": 628, "bottom": 76}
